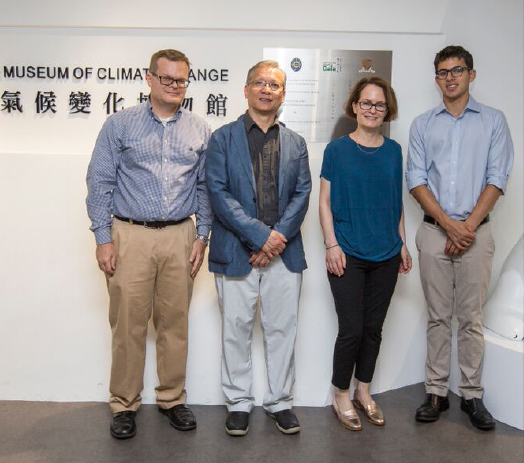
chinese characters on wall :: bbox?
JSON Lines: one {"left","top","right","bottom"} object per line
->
{"left": 2, "top": 90, "right": 229, "bottom": 116}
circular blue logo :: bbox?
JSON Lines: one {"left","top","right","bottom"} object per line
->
{"left": 290, "top": 57, "right": 302, "bottom": 72}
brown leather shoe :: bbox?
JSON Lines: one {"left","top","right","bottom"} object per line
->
{"left": 332, "top": 399, "right": 362, "bottom": 431}
{"left": 353, "top": 398, "right": 385, "bottom": 426}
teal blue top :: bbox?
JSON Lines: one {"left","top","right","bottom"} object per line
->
{"left": 321, "top": 136, "right": 403, "bottom": 262}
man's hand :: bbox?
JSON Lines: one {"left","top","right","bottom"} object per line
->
{"left": 326, "top": 245, "right": 346, "bottom": 277}
{"left": 189, "top": 239, "right": 207, "bottom": 279}
{"left": 249, "top": 250, "right": 271, "bottom": 267}
{"left": 261, "top": 230, "right": 287, "bottom": 258}
{"left": 442, "top": 219, "right": 475, "bottom": 252}
{"left": 444, "top": 238, "right": 466, "bottom": 256}
{"left": 96, "top": 243, "right": 117, "bottom": 277}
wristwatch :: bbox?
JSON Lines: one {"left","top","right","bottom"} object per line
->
{"left": 196, "top": 234, "right": 209, "bottom": 245}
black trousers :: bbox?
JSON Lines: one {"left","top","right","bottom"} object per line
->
{"left": 328, "top": 253, "right": 400, "bottom": 389}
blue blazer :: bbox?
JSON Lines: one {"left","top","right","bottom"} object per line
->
{"left": 206, "top": 114, "right": 312, "bottom": 277}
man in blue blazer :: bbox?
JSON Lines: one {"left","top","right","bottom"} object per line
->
{"left": 206, "top": 60, "right": 311, "bottom": 436}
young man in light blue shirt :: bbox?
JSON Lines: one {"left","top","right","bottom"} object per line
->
{"left": 406, "top": 45, "right": 513, "bottom": 430}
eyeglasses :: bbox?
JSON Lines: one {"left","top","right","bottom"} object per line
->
{"left": 150, "top": 71, "right": 190, "bottom": 88}
{"left": 248, "top": 80, "right": 284, "bottom": 92}
{"left": 435, "top": 66, "right": 471, "bottom": 80}
{"left": 358, "top": 100, "right": 388, "bottom": 112}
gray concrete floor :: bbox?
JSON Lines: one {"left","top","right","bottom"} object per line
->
{"left": 0, "top": 384, "right": 522, "bottom": 463}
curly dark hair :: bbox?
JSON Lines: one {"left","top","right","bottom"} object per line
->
{"left": 434, "top": 45, "right": 473, "bottom": 72}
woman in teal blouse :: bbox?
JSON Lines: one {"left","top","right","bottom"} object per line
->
{"left": 319, "top": 77, "right": 411, "bottom": 431}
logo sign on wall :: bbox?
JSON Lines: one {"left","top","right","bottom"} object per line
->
{"left": 264, "top": 48, "right": 392, "bottom": 143}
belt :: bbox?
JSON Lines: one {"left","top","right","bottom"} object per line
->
{"left": 114, "top": 215, "right": 188, "bottom": 229}
{"left": 423, "top": 214, "right": 490, "bottom": 227}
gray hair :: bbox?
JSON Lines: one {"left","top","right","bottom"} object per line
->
{"left": 245, "top": 60, "right": 287, "bottom": 86}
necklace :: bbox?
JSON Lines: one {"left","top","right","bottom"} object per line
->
{"left": 352, "top": 134, "right": 383, "bottom": 154}
{"left": 355, "top": 142, "right": 381, "bottom": 154}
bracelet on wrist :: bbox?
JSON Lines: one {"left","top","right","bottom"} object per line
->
{"left": 326, "top": 244, "right": 339, "bottom": 250}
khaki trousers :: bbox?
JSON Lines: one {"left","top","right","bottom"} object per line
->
{"left": 107, "top": 218, "right": 195, "bottom": 413}
{"left": 416, "top": 221, "right": 494, "bottom": 399}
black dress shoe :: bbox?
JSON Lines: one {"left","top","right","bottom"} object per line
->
{"left": 266, "top": 409, "right": 301, "bottom": 434}
{"left": 159, "top": 404, "right": 196, "bottom": 431}
{"left": 225, "top": 411, "right": 250, "bottom": 436}
{"left": 460, "top": 397, "right": 496, "bottom": 430}
{"left": 415, "top": 393, "right": 450, "bottom": 422}
{"left": 110, "top": 411, "right": 137, "bottom": 439}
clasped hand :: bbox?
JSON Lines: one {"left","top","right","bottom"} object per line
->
{"left": 444, "top": 219, "right": 476, "bottom": 256}
{"left": 249, "top": 230, "right": 287, "bottom": 267}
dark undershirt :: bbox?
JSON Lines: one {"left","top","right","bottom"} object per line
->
{"left": 244, "top": 111, "right": 280, "bottom": 226}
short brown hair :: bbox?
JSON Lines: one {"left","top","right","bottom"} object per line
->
{"left": 246, "top": 60, "right": 287, "bottom": 86}
{"left": 434, "top": 45, "right": 473, "bottom": 72}
{"left": 345, "top": 77, "right": 398, "bottom": 122}
{"left": 149, "top": 49, "right": 190, "bottom": 73}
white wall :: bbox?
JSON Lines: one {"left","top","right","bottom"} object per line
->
{"left": 0, "top": 0, "right": 521, "bottom": 410}
{"left": 441, "top": 0, "right": 524, "bottom": 293}
{"left": 440, "top": 0, "right": 524, "bottom": 423}
{"left": 0, "top": 0, "right": 449, "bottom": 34}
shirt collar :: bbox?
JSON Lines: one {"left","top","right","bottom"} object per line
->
{"left": 435, "top": 95, "right": 480, "bottom": 117}
{"left": 244, "top": 110, "right": 279, "bottom": 132}
{"left": 464, "top": 96, "right": 481, "bottom": 113}
{"left": 147, "top": 97, "right": 183, "bottom": 124}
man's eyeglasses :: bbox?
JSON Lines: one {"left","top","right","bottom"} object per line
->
{"left": 358, "top": 100, "right": 388, "bottom": 112}
{"left": 150, "top": 71, "right": 190, "bottom": 88}
{"left": 248, "top": 80, "right": 284, "bottom": 92}
{"left": 435, "top": 66, "right": 471, "bottom": 80}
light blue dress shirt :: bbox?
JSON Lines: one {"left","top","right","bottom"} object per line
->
{"left": 406, "top": 96, "right": 513, "bottom": 220}
{"left": 86, "top": 100, "right": 212, "bottom": 245}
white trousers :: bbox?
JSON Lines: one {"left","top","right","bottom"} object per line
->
{"left": 215, "top": 257, "right": 302, "bottom": 413}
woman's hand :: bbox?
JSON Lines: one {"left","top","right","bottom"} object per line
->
{"left": 399, "top": 244, "right": 412, "bottom": 274}
{"left": 326, "top": 245, "right": 346, "bottom": 277}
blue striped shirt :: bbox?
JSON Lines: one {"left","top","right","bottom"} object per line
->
{"left": 406, "top": 96, "right": 513, "bottom": 220}
{"left": 86, "top": 100, "right": 212, "bottom": 245}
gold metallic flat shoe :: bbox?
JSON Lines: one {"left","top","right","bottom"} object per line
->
{"left": 332, "top": 399, "right": 362, "bottom": 431}
{"left": 353, "top": 398, "right": 385, "bottom": 426}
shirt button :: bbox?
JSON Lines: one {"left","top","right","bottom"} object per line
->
{"left": 164, "top": 197, "right": 167, "bottom": 201}
{"left": 164, "top": 159, "right": 167, "bottom": 162}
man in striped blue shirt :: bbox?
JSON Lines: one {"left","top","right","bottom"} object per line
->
{"left": 86, "top": 49, "right": 212, "bottom": 439}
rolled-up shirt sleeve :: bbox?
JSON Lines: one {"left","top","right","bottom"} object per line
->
{"left": 406, "top": 117, "right": 428, "bottom": 191}
{"left": 486, "top": 112, "right": 514, "bottom": 193}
